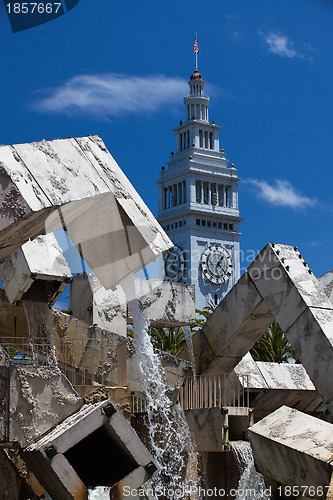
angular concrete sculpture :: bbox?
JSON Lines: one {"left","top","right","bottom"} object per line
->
{"left": 22, "top": 399, "right": 158, "bottom": 500}
{"left": 248, "top": 406, "right": 333, "bottom": 497}
{"left": 0, "top": 233, "right": 72, "bottom": 305}
{"left": 230, "top": 353, "right": 325, "bottom": 418}
{"left": 183, "top": 243, "right": 333, "bottom": 414}
{"left": 69, "top": 272, "right": 196, "bottom": 336}
{"left": 0, "top": 136, "right": 172, "bottom": 289}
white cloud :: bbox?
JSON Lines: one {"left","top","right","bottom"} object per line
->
{"left": 259, "top": 30, "right": 298, "bottom": 58}
{"left": 34, "top": 73, "right": 188, "bottom": 117}
{"left": 245, "top": 179, "right": 317, "bottom": 209}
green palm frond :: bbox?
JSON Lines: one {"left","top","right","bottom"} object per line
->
{"left": 250, "top": 321, "right": 298, "bottom": 363}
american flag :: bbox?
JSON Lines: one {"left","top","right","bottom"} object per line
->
{"left": 193, "top": 38, "right": 199, "bottom": 54}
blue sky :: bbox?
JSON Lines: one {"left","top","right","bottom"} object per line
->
{"left": 1, "top": 0, "right": 333, "bottom": 283}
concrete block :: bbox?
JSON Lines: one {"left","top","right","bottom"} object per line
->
{"left": 0, "top": 233, "right": 72, "bottom": 305}
{"left": 0, "top": 136, "right": 172, "bottom": 289}
{"left": 285, "top": 306, "right": 333, "bottom": 413}
{"left": 230, "top": 355, "right": 325, "bottom": 417}
{"left": 248, "top": 243, "right": 333, "bottom": 332}
{"left": 8, "top": 366, "right": 82, "bottom": 447}
{"left": 255, "top": 361, "right": 316, "bottom": 391}
{"left": 233, "top": 353, "right": 268, "bottom": 390}
{"left": 185, "top": 407, "right": 225, "bottom": 452}
{"left": 248, "top": 406, "right": 333, "bottom": 495}
{"left": 69, "top": 273, "right": 127, "bottom": 336}
{"left": 22, "top": 399, "right": 157, "bottom": 500}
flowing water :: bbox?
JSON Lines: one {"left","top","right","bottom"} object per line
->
{"left": 120, "top": 274, "right": 200, "bottom": 499}
{"left": 231, "top": 441, "right": 270, "bottom": 500}
{"left": 182, "top": 325, "right": 197, "bottom": 389}
{"left": 22, "top": 300, "right": 58, "bottom": 369}
{"left": 88, "top": 486, "right": 110, "bottom": 499}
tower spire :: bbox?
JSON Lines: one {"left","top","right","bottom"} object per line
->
{"left": 193, "top": 29, "right": 199, "bottom": 70}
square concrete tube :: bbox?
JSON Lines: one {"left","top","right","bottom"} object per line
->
{"left": 181, "top": 243, "right": 333, "bottom": 414}
{"left": 221, "top": 353, "right": 325, "bottom": 416}
{"left": 21, "top": 399, "right": 158, "bottom": 500}
{"left": 248, "top": 406, "right": 333, "bottom": 497}
{"left": 0, "top": 136, "right": 172, "bottom": 289}
{"left": 0, "top": 233, "right": 72, "bottom": 305}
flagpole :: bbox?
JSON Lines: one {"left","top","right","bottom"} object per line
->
{"left": 195, "top": 29, "right": 198, "bottom": 69}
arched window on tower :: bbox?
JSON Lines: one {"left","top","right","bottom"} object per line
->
{"left": 178, "top": 182, "right": 182, "bottom": 204}
{"left": 209, "top": 132, "right": 213, "bottom": 149}
{"left": 196, "top": 180, "right": 201, "bottom": 203}
{"left": 164, "top": 187, "right": 168, "bottom": 209}
{"left": 168, "top": 186, "right": 173, "bottom": 208}
{"left": 199, "top": 130, "right": 203, "bottom": 148}
{"left": 203, "top": 182, "right": 209, "bottom": 204}
{"left": 204, "top": 131, "right": 208, "bottom": 148}
{"left": 218, "top": 184, "right": 224, "bottom": 207}
{"left": 183, "top": 181, "right": 187, "bottom": 202}
{"left": 226, "top": 186, "right": 230, "bottom": 208}
{"left": 172, "top": 184, "right": 177, "bottom": 206}
{"left": 211, "top": 183, "right": 217, "bottom": 204}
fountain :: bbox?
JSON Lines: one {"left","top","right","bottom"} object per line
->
{"left": 231, "top": 441, "right": 270, "bottom": 500}
{"left": 2, "top": 136, "right": 333, "bottom": 499}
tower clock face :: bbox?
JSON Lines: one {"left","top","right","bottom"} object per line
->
{"left": 164, "top": 245, "right": 185, "bottom": 282}
{"left": 200, "top": 244, "right": 233, "bottom": 285}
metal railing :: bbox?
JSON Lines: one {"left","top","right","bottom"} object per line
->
{"left": 0, "top": 336, "right": 118, "bottom": 388}
{"left": 179, "top": 373, "right": 250, "bottom": 410}
{"left": 131, "top": 373, "right": 250, "bottom": 413}
{"left": 131, "top": 394, "right": 147, "bottom": 414}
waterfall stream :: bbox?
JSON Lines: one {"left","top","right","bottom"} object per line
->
{"left": 120, "top": 274, "right": 199, "bottom": 499}
{"left": 182, "top": 325, "right": 197, "bottom": 389}
{"left": 22, "top": 300, "right": 58, "bottom": 369}
{"left": 231, "top": 441, "right": 270, "bottom": 500}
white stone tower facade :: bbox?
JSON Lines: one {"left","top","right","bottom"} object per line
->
{"left": 157, "top": 68, "right": 242, "bottom": 311}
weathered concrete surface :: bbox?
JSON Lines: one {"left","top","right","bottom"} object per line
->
{"left": 228, "top": 354, "right": 325, "bottom": 418}
{"left": 0, "top": 233, "right": 72, "bottom": 305}
{"left": 69, "top": 272, "right": 196, "bottom": 336}
{"left": 0, "top": 288, "right": 29, "bottom": 338}
{"left": 0, "top": 136, "right": 172, "bottom": 288}
{"left": 248, "top": 406, "right": 333, "bottom": 496}
{"left": 69, "top": 272, "right": 127, "bottom": 336}
{"left": 22, "top": 399, "right": 157, "bottom": 500}
{"left": 52, "top": 310, "right": 190, "bottom": 395}
{"left": 8, "top": 366, "right": 82, "bottom": 447}
{"left": 181, "top": 243, "right": 333, "bottom": 414}
{"left": 185, "top": 407, "right": 226, "bottom": 452}
{"left": 0, "top": 448, "right": 40, "bottom": 499}
{"left": 318, "top": 270, "right": 333, "bottom": 303}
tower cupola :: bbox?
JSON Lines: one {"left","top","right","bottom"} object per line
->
{"left": 184, "top": 68, "right": 210, "bottom": 122}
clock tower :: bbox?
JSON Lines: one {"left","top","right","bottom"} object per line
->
{"left": 157, "top": 66, "right": 242, "bottom": 311}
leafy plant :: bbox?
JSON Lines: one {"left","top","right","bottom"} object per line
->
{"left": 250, "top": 321, "right": 299, "bottom": 363}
